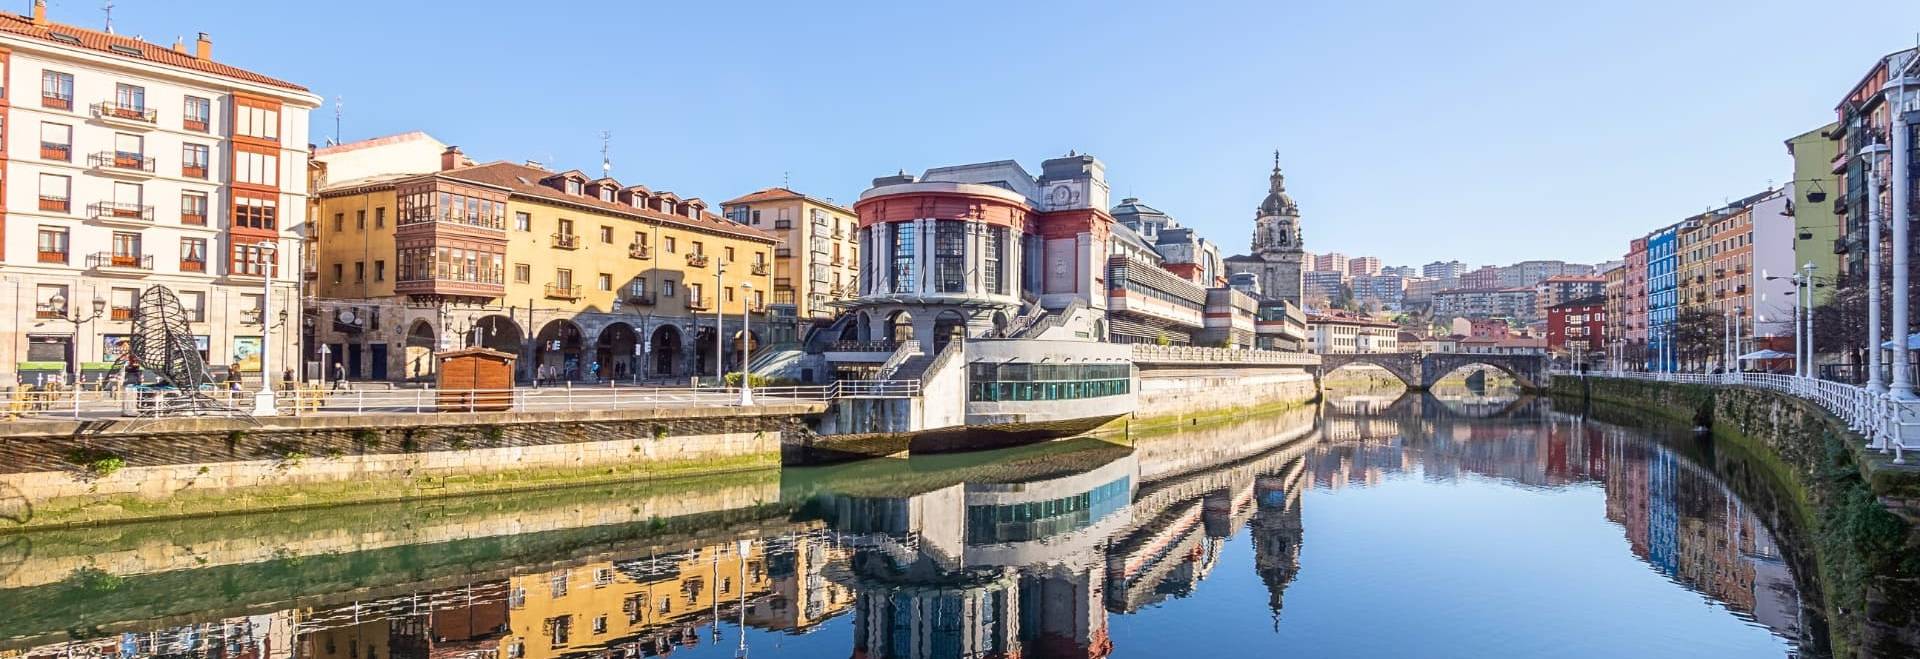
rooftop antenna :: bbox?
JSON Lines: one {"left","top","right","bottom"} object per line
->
{"left": 782, "top": 171, "right": 790, "bottom": 189}
{"left": 332, "top": 96, "right": 343, "bottom": 145}
{"left": 600, "top": 130, "right": 612, "bottom": 178}
{"left": 102, "top": 0, "right": 114, "bottom": 34}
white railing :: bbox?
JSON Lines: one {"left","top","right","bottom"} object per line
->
{"left": 3, "top": 379, "right": 920, "bottom": 420}
{"left": 1552, "top": 369, "right": 1916, "bottom": 460}
{"left": 1130, "top": 344, "right": 1322, "bottom": 366}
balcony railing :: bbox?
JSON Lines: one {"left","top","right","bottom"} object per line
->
{"left": 90, "top": 101, "right": 158, "bottom": 125}
{"left": 750, "top": 262, "right": 770, "bottom": 276}
{"left": 39, "top": 142, "right": 70, "bottom": 161}
{"left": 89, "top": 151, "right": 156, "bottom": 173}
{"left": 37, "top": 250, "right": 67, "bottom": 264}
{"left": 776, "top": 248, "right": 792, "bottom": 257}
{"left": 39, "top": 195, "right": 70, "bottom": 212}
{"left": 685, "top": 253, "right": 710, "bottom": 268}
{"left": 544, "top": 283, "right": 582, "bottom": 300}
{"left": 181, "top": 259, "right": 206, "bottom": 273}
{"left": 110, "top": 307, "right": 135, "bottom": 322}
{"left": 89, "top": 201, "right": 153, "bottom": 223}
{"left": 625, "top": 294, "right": 655, "bottom": 306}
{"left": 87, "top": 252, "right": 153, "bottom": 271}
{"left": 182, "top": 212, "right": 207, "bottom": 226}
{"left": 628, "top": 244, "right": 651, "bottom": 259}
{"left": 551, "top": 233, "right": 579, "bottom": 249}
{"left": 183, "top": 164, "right": 208, "bottom": 179}
{"left": 774, "top": 220, "right": 792, "bottom": 229}
{"left": 184, "top": 117, "right": 208, "bottom": 132}
{"left": 685, "top": 296, "right": 711, "bottom": 311}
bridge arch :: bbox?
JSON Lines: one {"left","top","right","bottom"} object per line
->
{"left": 1315, "top": 352, "right": 1545, "bottom": 391}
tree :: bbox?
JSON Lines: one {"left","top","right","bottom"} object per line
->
{"left": 1671, "top": 307, "right": 1726, "bottom": 371}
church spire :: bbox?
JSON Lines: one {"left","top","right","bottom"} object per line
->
{"left": 1269, "top": 150, "right": 1286, "bottom": 193}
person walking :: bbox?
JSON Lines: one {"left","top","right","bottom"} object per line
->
{"left": 330, "top": 361, "right": 348, "bottom": 391}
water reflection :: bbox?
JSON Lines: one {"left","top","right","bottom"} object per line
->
{"left": 0, "top": 392, "right": 1816, "bottom": 658}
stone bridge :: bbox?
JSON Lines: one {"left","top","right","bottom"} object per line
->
{"left": 1317, "top": 352, "right": 1546, "bottom": 391}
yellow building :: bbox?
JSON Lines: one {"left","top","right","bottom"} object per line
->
{"left": 720, "top": 188, "right": 861, "bottom": 343}
{"left": 311, "top": 133, "right": 777, "bottom": 383}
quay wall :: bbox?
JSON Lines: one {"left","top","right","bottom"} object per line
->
{"left": 1130, "top": 367, "right": 1319, "bottom": 427}
{"left": 0, "top": 403, "right": 821, "bottom": 529}
{"left": 1551, "top": 375, "right": 1920, "bottom": 658}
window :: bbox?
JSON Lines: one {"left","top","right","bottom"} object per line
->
{"left": 565, "top": 179, "right": 583, "bottom": 195}
{"left": 627, "top": 278, "right": 647, "bottom": 297}
{"left": 111, "top": 232, "right": 141, "bottom": 258}
{"left": 35, "top": 284, "right": 68, "bottom": 318}
{"left": 180, "top": 238, "right": 207, "bottom": 272}
{"left": 597, "top": 273, "right": 612, "bottom": 291}
{"left": 664, "top": 237, "right": 677, "bottom": 253}
{"left": 183, "top": 96, "right": 210, "bottom": 131}
{"left": 555, "top": 268, "right": 573, "bottom": 289}
{"left": 235, "top": 103, "right": 279, "bottom": 140}
{"left": 515, "top": 211, "right": 531, "bottom": 231}
{"left": 600, "top": 226, "right": 613, "bottom": 243}
{"left": 36, "top": 226, "right": 68, "bottom": 263}
{"left": 691, "top": 241, "right": 704, "bottom": 256}
{"left": 39, "top": 122, "right": 70, "bottom": 160}
{"left": 664, "top": 280, "right": 677, "bottom": 297}
{"left": 333, "top": 213, "right": 344, "bottom": 232}
{"left": 514, "top": 263, "right": 530, "bottom": 283}
{"left": 235, "top": 149, "right": 278, "bottom": 186}
{"left": 375, "top": 207, "right": 386, "bottom": 228}
{"left": 594, "top": 568, "right": 614, "bottom": 586}
{"left": 375, "top": 260, "right": 386, "bottom": 281}
{"left": 890, "top": 223, "right": 916, "bottom": 292}
{"left": 599, "top": 187, "right": 613, "bottom": 202}
{"left": 182, "top": 144, "right": 209, "bottom": 178}
{"left": 232, "top": 243, "right": 276, "bottom": 277}
{"left": 114, "top": 132, "right": 143, "bottom": 157}
{"left": 114, "top": 83, "right": 145, "bottom": 110}
{"left": 179, "top": 291, "right": 206, "bottom": 322}
{"left": 332, "top": 263, "right": 343, "bottom": 283}
{"left": 752, "top": 209, "right": 761, "bottom": 225}
{"left": 356, "top": 210, "right": 366, "bottom": 230}
{"left": 689, "top": 282, "right": 703, "bottom": 302}
{"left": 233, "top": 195, "right": 277, "bottom": 230}
{"left": 38, "top": 173, "right": 70, "bottom": 212}
{"left": 40, "top": 70, "right": 72, "bottom": 108}
{"left": 545, "top": 615, "right": 571, "bottom": 647}
{"left": 983, "top": 227, "right": 1005, "bottom": 295}
{"left": 724, "top": 246, "right": 735, "bottom": 262}
{"left": 354, "top": 261, "right": 365, "bottom": 283}
{"left": 550, "top": 571, "right": 570, "bottom": 598}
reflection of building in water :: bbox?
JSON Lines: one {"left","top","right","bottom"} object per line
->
{"left": 1250, "top": 462, "right": 1307, "bottom": 624}
{"left": 9, "top": 613, "right": 295, "bottom": 659}
{"left": 1313, "top": 397, "right": 1805, "bottom": 644}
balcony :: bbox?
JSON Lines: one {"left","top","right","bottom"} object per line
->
{"left": 39, "top": 142, "right": 70, "bottom": 161}
{"left": 184, "top": 117, "right": 208, "bottom": 133}
{"left": 685, "top": 296, "right": 711, "bottom": 311}
{"left": 550, "top": 233, "right": 579, "bottom": 249}
{"left": 775, "top": 248, "right": 792, "bottom": 258}
{"left": 87, "top": 252, "right": 153, "bottom": 276}
{"left": 89, "top": 151, "right": 156, "bottom": 177}
{"left": 109, "top": 307, "right": 135, "bottom": 322}
{"left": 182, "top": 212, "right": 207, "bottom": 226}
{"left": 628, "top": 244, "right": 651, "bottom": 259}
{"left": 685, "top": 253, "right": 710, "bottom": 268}
{"left": 774, "top": 220, "right": 792, "bottom": 230}
{"left": 544, "top": 283, "right": 582, "bottom": 300}
{"left": 89, "top": 202, "right": 154, "bottom": 226}
{"left": 625, "top": 294, "right": 655, "bottom": 306}
{"left": 39, "top": 195, "right": 70, "bottom": 213}
{"left": 90, "top": 101, "right": 158, "bottom": 128}
{"left": 832, "top": 229, "right": 845, "bottom": 239}
{"left": 183, "top": 164, "right": 208, "bottom": 179}
{"left": 42, "top": 93, "right": 72, "bottom": 110}
{"left": 750, "top": 262, "right": 770, "bottom": 276}
{"left": 181, "top": 259, "right": 206, "bottom": 273}
{"left": 831, "top": 255, "right": 845, "bottom": 266}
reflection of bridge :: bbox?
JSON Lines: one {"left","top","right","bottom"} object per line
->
{"left": 1318, "top": 352, "right": 1546, "bottom": 391}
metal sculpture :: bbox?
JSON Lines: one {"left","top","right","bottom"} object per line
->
{"left": 123, "top": 286, "right": 236, "bottom": 415}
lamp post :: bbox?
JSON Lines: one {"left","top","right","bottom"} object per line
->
{"left": 738, "top": 282, "right": 754, "bottom": 406}
{"left": 1891, "top": 65, "right": 1917, "bottom": 400}
{"left": 1865, "top": 142, "right": 1887, "bottom": 392}
{"left": 252, "top": 240, "right": 280, "bottom": 416}
{"left": 713, "top": 261, "right": 726, "bottom": 384}
{"left": 1803, "top": 263, "right": 1816, "bottom": 382}
{"left": 54, "top": 294, "right": 107, "bottom": 388}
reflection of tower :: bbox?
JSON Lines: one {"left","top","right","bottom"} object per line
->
{"left": 1249, "top": 465, "right": 1306, "bottom": 626}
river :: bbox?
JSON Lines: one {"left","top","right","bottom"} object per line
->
{"left": 0, "top": 388, "right": 1821, "bottom": 658}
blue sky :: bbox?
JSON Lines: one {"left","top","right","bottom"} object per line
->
{"left": 90, "top": 0, "right": 1920, "bottom": 267}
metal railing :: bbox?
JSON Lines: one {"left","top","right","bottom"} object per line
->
{"left": 1553, "top": 369, "right": 1918, "bottom": 459}
{"left": 5, "top": 380, "right": 918, "bottom": 420}
{"left": 1130, "top": 343, "right": 1322, "bottom": 366}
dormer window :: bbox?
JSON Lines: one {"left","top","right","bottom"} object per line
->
{"left": 599, "top": 187, "right": 613, "bottom": 202}
{"left": 565, "top": 179, "right": 582, "bottom": 196}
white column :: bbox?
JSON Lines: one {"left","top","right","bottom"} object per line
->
{"left": 1890, "top": 75, "right": 1916, "bottom": 399}
{"left": 1867, "top": 145, "right": 1887, "bottom": 391}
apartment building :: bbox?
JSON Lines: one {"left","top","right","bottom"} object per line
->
{"left": 1304, "top": 310, "right": 1399, "bottom": 354}
{"left": 0, "top": 2, "right": 318, "bottom": 384}
{"left": 311, "top": 134, "right": 776, "bottom": 383}
{"left": 721, "top": 187, "right": 860, "bottom": 343}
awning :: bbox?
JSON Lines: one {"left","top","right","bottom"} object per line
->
{"left": 1739, "top": 349, "right": 1793, "bottom": 360}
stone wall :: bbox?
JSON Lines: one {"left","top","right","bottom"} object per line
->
{"left": 0, "top": 404, "right": 817, "bottom": 528}
{"left": 1131, "top": 368, "right": 1317, "bottom": 425}
{"left": 1553, "top": 375, "right": 1920, "bottom": 657}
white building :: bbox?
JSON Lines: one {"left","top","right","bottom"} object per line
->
{"left": 1751, "top": 188, "right": 1796, "bottom": 338}
{"left": 1303, "top": 311, "right": 1398, "bottom": 354}
{"left": 0, "top": 2, "right": 318, "bottom": 385}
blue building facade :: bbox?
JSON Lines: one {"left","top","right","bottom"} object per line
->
{"left": 1645, "top": 224, "right": 1678, "bottom": 371}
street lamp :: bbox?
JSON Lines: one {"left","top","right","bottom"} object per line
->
{"left": 49, "top": 293, "right": 107, "bottom": 388}
{"left": 252, "top": 240, "right": 280, "bottom": 416}
{"left": 738, "top": 282, "right": 754, "bottom": 406}
{"left": 1803, "top": 263, "right": 1816, "bottom": 382}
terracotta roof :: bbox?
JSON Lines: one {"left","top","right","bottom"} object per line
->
{"left": 720, "top": 187, "right": 855, "bottom": 214}
{"left": 0, "top": 12, "right": 308, "bottom": 92}
{"left": 439, "top": 161, "right": 777, "bottom": 243}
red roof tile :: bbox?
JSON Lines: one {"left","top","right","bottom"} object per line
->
{"left": 0, "top": 12, "right": 308, "bottom": 92}
{"left": 440, "top": 162, "right": 777, "bottom": 243}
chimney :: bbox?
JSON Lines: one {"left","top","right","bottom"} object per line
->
{"left": 440, "top": 146, "right": 464, "bottom": 172}
{"left": 29, "top": 0, "right": 45, "bottom": 25}
{"left": 194, "top": 32, "right": 211, "bottom": 60}
{"left": 171, "top": 36, "right": 185, "bottom": 54}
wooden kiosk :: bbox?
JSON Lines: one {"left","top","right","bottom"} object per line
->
{"left": 435, "top": 347, "right": 516, "bottom": 412}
